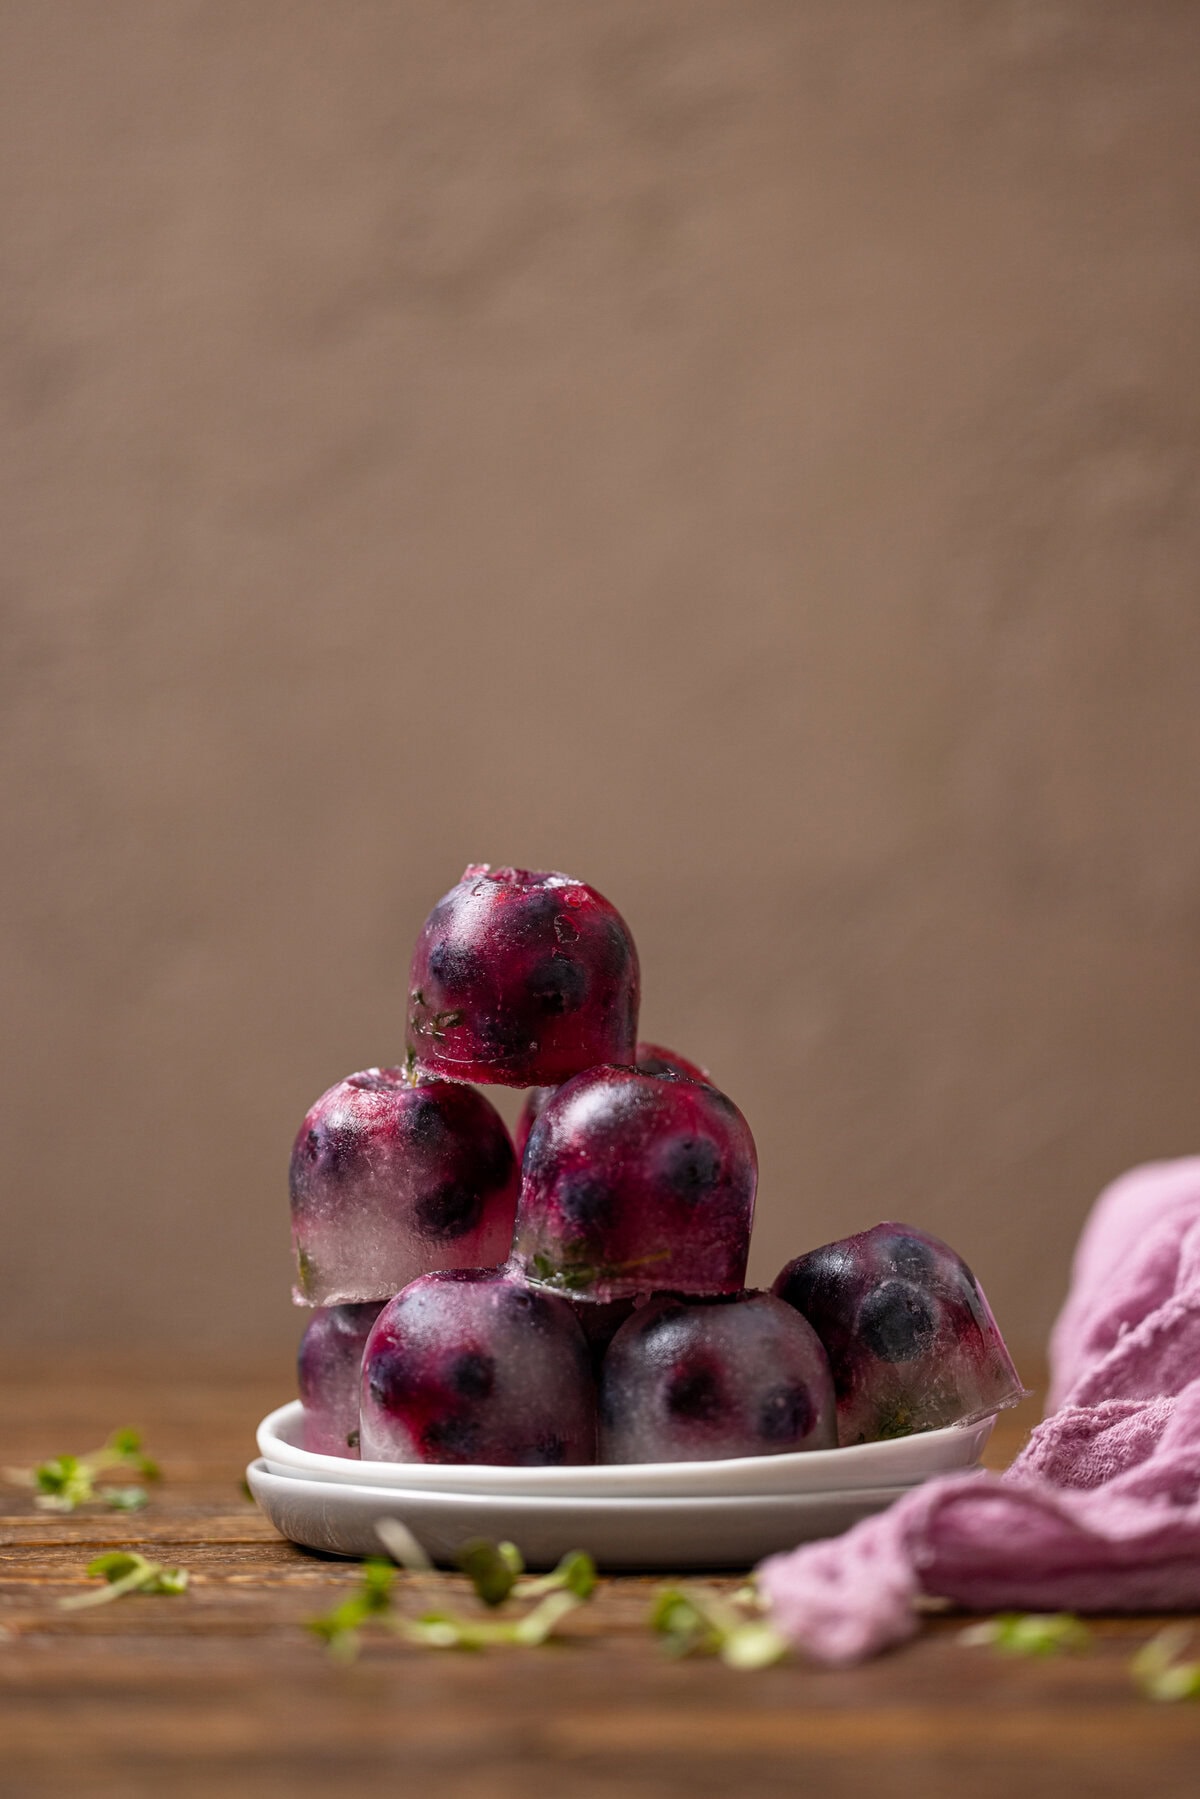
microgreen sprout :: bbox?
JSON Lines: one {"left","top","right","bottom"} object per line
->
{"left": 1131, "top": 1627, "right": 1200, "bottom": 1702}
{"left": 58, "top": 1552, "right": 188, "bottom": 1611}
{"left": 514, "top": 1549, "right": 597, "bottom": 1602}
{"left": 959, "top": 1613, "right": 1091, "bottom": 1657}
{"left": 456, "top": 1538, "right": 521, "bottom": 1607}
{"left": 309, "top": 1526, "right": 594, "bottom": 1658}
{"left": 308, "top": 1559, "right": 396, "bottom": 1661}
{"left": 9, "top": 1443, "right": 154, "bottom": 1514}
{"left": 405, "top": 1589, "right": 581, "bottom": 1651}
{"left": 650, "top": 1584, "right": 789, "bottom": 1669}
{"left": 6, "top": 1429, "right": 161, "bottom": 1513}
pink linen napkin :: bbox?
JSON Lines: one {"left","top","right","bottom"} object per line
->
{"left": 758, "top": 1158, "right": 1200, "bottom": 1664}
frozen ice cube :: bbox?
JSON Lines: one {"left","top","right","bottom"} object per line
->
{"left": 512, "top": 1065, "right": 756, "bottom": 1301}
{"left": 772, "top": 1222, "right": 1025, "bottom": 1444}
{"left": 599, "top": 1292, "right": 837, "bottom": 1463}
{"left": 405, "top": 865, "right": 640, "bottom": 1086}
{"left": 360, "top": 1268, "right": 597, "bottom": 1465}
{"left": 290, "top": 1068, "right": 519, "bottom": 1305}
{"left": 297, "top": 1302, "right": 384, "bottom": 1457}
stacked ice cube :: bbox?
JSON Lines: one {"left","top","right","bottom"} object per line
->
{"left": 292, "top": 864, "right": 1023, "bottom": 1464}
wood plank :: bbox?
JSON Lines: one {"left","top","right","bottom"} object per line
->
{"left": 1, "top": 1359, "right": 1196, "bottom": 1799}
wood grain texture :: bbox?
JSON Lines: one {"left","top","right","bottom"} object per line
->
{"left": 1, "top": 1361, "right": 1197, "bottom": 1798}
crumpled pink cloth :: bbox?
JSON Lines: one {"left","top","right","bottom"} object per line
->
{"left": 758, "top": 1158, "right": 1200, "bottom": 1664}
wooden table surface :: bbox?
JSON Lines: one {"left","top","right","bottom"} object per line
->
{"left": 1, "top": 1358, "right": 1197, "bottom": 1798}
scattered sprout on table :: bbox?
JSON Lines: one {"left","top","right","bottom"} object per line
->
{"left": 1131, "top": 1627, "right": 1200, "bottom": 1702}
{"left": 58, "top": 1552, "right": 189, "bottom": 1611}
{"left": 959, "top": 1613, "right": 1090, "bottom": 1657}
{"left": 5, "top": 1429, "right": 160, "bottom": 1513}
{"left": 650, "top": 1583, "right": 789, "bottom": 1669}
{"left": 308, "top": 1526, "right": 595, "bottom": 1658}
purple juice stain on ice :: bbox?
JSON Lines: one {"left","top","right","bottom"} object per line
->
{"left": 297, "top": 1302, "right": 384, "bottom": 1456}
{"left": 512, "top": 1065, "right": 756, "bottom": 1301}
{"left": 405, "top": 866, "right": 640, "bottom": 1087}
{"left": 772, "top": 1222, "right": 1025, "bottom": 1445}
{"left": 599, "top": 1292, "right": 836, "bottom": 1463}
{"left": 289, "top": 1067, "right": 519, "bottom": 1306}
{"left": 359, "top": 1269, "right": 597, "bottom": 1465}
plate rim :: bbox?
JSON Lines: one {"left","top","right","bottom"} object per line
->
{"left": 258, "top": 1399, "right": 995, "bottom": 1495}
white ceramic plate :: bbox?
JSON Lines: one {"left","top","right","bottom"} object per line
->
{"left": 246, "top": 1459, "right": 935, "bottom": 1569}
{"left": 257, "top": 1400, "right": 994, "bottom": 1499}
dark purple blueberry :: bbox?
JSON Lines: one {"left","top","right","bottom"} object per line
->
{"left": 412, "top": 1181, "right": 483, "bottom": 1242}
{"left": 449, "top": 1350, "right": 495, "bottom": 1399}
{"left": 665, "top": 1364, "right": 724, "bottom": 1423}
{"left": 857, "top": 1280, "right": 937, "bottom": 1363}
{"left": 771, "top": 1222, "right": 1025, "bottom": 1445}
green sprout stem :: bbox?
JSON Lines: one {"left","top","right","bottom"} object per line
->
{"left": 1132, "top": 1627, "right": 1200, "bottom": 1702}
{"left": 959, "top": 1613, "right": 1091, "bottom": 1657}
{"left": 59, "top": 1552, "right": 188, "bottom": 1611}
{"left": 650, "top": 1583, "right": 789, "bottom": 1669}
{"left": 6, "top": 1430, "right": 161, "bottom": 1513}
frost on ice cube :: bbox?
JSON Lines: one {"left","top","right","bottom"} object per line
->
{"left": 772, "top": 1222, "right": 1025, "bottom": 1445}
{"left": 359, "top": 1269, "right": 597, "bottom": 1465}
{"left": 289, "top": 1068, "right": 519, "bottom": 1306}
{"left": 599, "top": 1292, "right": 836, "bottom": 1463}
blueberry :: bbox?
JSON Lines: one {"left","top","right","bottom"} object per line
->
{"left": 595, "top": 914, "right": 632, "bottom": 977}
{"left": 316, "top": 1124, "right": 365, "bottom": 1179}
{"left": 526, "top": 955, "right": 588, "bottom": 1016}
{"left": 556, "top": 1171, "right": 614, "bottom": 1229}
{"left": 774, "top": 1244, "right": 851, "bottom": 1318}
{"left": 449, "top": 1351, "right": 495, "bottom": 1399}
{"left": 516, "top": 1433, "right": 567, "bottom": 1466}
{"left": 428, "top": 939, "right": 481, "bottom": 992}
{"left": 476, "top": 1127, "right": 518, "bottom": 1190}
{"left": 858, "top": 1280, "right": 937, "bottom": 1363}
{"left": 413, "top": 1182, "right": 483, "bottom": 1241}
{"left": 504, "top": 1286, "right": 555, "bottom": 1328}
{"left": 661, "top": 1135, "right": 722, "bottom": 1202}
{"left": 406, "top": 1097, "right": 450, "bottom": 1148}
{"left": 366, "top": 1351, "right": 412, "bottom": 1412}
{"left": 665, "top": 1364, "right": 723, "bottom": 1423}
{"left": 884, "top": 1234, "right": 935, "bottom": 1280}
{"left": 421, "top": 1414, "right": 480, "bottom": 1459}
{"left": 759, "top": 1383, "right": 814, "bottom": 1443}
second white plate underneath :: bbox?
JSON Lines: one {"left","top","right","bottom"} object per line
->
{"left": 258, "top": 1400, "right": 995, "bottom": 1499}
{"left": 247, "top": 1459, "right": 931, "bottom": 1569}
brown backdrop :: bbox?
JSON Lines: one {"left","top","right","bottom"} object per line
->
{"left": 3, "top": 1, "right": 1199, "bottom": 1363}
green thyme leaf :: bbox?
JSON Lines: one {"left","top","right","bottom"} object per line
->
{"left": 1131, "top": 1627, "right": 1200, "bottom": 1702}
{"left": 960, "top": 1613, "right": 1090, "bottom": 1657}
